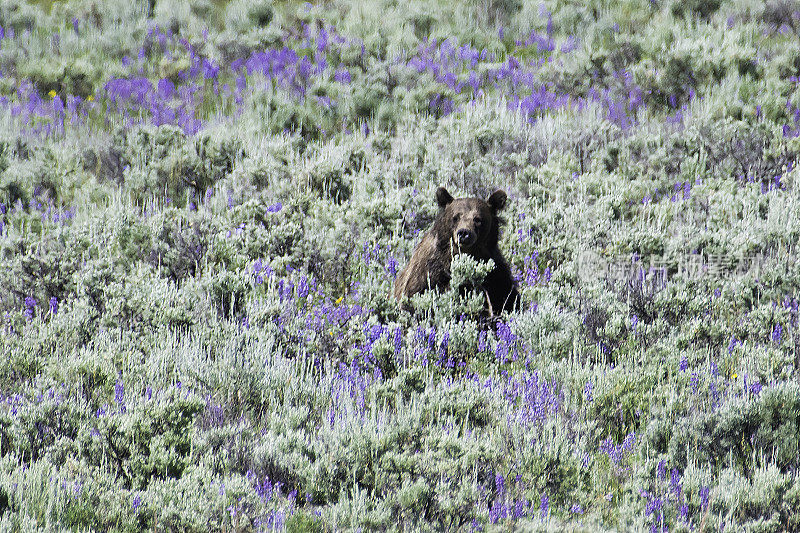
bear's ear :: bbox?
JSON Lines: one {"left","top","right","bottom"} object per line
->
{"left": 436, "top": 187, "right": 454, "bottom": 208}
{"left": 487, "top": 189, "right": 507, "bottom": 211}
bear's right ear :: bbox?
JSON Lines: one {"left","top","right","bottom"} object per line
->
{"left": 436, "top": 187, "right": 454, "bottom": 208}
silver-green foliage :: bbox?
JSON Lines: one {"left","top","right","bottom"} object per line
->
{"left": 2, "top": 0, "right": 800, "bottom": 531}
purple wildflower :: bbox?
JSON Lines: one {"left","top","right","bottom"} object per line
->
{"left": 393, "top": 327, "right": 403, "bottom": 355}
{"left": 728, "top": 336, "right": 739, "bottom": 354}
{"left": 297, "top": 276, "right": 309, "bottom": 298}
{"left": 656, "top": 459, "right": 666, "bottom": 480}
{"left": 670, "top": 469, "right": 682, "bottom": 499}
{"left": 495, "top": 473, "right": 505, "bottom": 495}
{"left": 679, "top": 353, "right": 688, "bottom": 372}
{"left": 772, "top": 323, "right": 782, "bottom": 343}
{"left": 700, "top": 486, "right": 710, "bottom": 510}
{"left": 24, "top": 296, "right": 36, "bottom": 321}
{"left": 115, "top": 377, "right": 125, "bottom": 412}
{"left": 622, "top": 431, "right": 636, "bottom": 451}
{"left": 540, "top": 494, "right": 549, "bottom": 520}
{"left": 386, "top": 256, "right": 398, "bottom": 277}
{"left": 334, "top": 68, "right": 352, "bottom": 84}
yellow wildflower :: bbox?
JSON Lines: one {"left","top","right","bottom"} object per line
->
{"left": 48, "top": 90, "right": 57, "bottom": 98}
{"left": 335, "top": 296, "right": 343, "bottom": 305}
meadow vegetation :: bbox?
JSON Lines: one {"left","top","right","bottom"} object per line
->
{"left": 1, "top": 0, "right": 800, "bottom": 530}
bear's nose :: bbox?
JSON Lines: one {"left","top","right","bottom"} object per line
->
{"left": 456, "top": 229, "right": 475, "bottom": 245}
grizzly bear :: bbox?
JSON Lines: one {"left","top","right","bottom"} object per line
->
{"left": 393, "top": 187, "right": 520, "bottom": 315}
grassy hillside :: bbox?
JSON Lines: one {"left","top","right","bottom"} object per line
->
{"left": 1, "top": 0, "right": 800, "bottom": 530}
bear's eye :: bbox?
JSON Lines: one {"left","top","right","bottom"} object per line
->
{"left": 474, "top": 217, "right": 483, "bottom": 226}
{"left": 452, "top": 214, "right": 460, "bottom": 223}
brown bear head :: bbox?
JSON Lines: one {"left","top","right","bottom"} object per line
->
{"left": 434, "top": 187, "right": 507, "bottom": 257}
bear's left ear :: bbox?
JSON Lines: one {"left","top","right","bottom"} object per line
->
{"left": 487, "top": 189, "right": 507, "bottom": 211}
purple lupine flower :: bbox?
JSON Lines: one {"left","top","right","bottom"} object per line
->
{"left": 488, "top": 500, "right": 502, "bottom": 524}
{"left": 495, "top": 340, "right": 508, "bottom": 364}
{"left": 202, "top": 58, "right": 219, "bottom": 79}
{"left": 368, "top": 324, "right": 383, "bottom": 343}
{"left": 584, "top": 381, "right": 593, "bottom": 403}
{"left": 645, "top": 494, "right": 663, "bottom": 518}
{"left": 656, "top": 459, "right": 666, "bottom": 480}
{"left": 570, "top": 503, "right": 584, "bottom": 514}
{"left": 679, "top": 353, "right": 688, "bottom": 372}
{"left": 561, "top": 36, "right": 579, "bottom": 53}
{"left": 670, "top": 469, "right": 682, "bottom": 498}
{"left": 439, "top": 332, "right": 450, "bottom": 360}
{"left": 297, "top": 276, "right": 309, "bottom": 298}
{"left": 772, "top": 323, "right": 782, "bottom": 343}
{"left": 709, "top": 382, "right": 720, "bottom": 408}
{"left": 266, "top": 202, "right": 282, "bottom": 213}
{"left": 622, "top": 431, "right": 636, "bottom": 451}
{"left": 495, "top": 473, "right": 505, "bottom": 495}
{"left": 24, "top": 296, "right": 36, "bottom": 320}
{"left": 49, "top": 297, "right": 58, "bottom": 315}
{"left": 728, "top": 336, "right": 739, "bottom": 354}
{"left": 386, "top": 256, "right": 398, "bottom": 277}
{"left": 540, "top": 493, "right": 549, "bottom": 519}
{"left": 393, "top": 327, "right": 402, "bottom": 355}
{"left": 115, "top": 377, "right": 125, "bottom": 412}
{"left": 690, "top": 372, "right": 699, "bottom": 393}
{"left": 132, "top": 494, "right": 141, "bottom": 511}
{"left": 700, "top": 486, "right": 710, "bottom": 510}
{"left": 334, "top": 68, "right": 352, "bottom": 84}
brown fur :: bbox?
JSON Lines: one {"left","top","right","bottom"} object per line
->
{"left": 393, "top": 187, "right": 520, "bottom": 315}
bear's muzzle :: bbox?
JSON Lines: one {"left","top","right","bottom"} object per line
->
{"left": 456, "top": 229, "right": 477, "bottom": 248}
